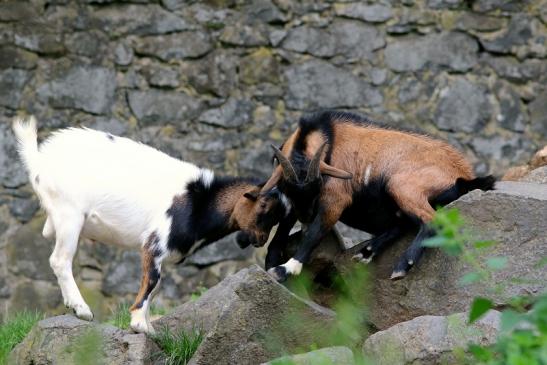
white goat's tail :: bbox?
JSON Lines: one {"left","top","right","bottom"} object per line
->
{"left": 12, "top": 116, "right": 40, "bottom": 178}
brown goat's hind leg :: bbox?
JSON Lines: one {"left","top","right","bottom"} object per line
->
{"left": 388, "top": 183, "right": 436, "bottom": 279}
{"left": 352, "top": 225, "right": 404, "bottom": 264}
{"left": 390, "top": 223, "right": 435, "bottom": 280}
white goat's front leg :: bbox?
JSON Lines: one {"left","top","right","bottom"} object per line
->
{"left": 130, "top": 234, "right": 164, "bottom": 334}
{"left": 49, "top": 213, "right": 93, "bottom": 321}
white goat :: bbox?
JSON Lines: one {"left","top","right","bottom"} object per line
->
{"left": 12, "top": 116, "right": 287, "bottom": 334}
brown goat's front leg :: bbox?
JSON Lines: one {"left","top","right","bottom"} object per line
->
{"left": 268, "top": 196, "right": 345, "bottom": 282}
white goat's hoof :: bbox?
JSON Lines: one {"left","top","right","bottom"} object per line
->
{"left": 130, "top": 320, "right": 155, "bottom": 335}
{"left": 360, "top": 257, "right": 373, "bottom": 264}
{"left": 352, "top": 253, "right": 363, "bottom": 262}
{"left": 73, "top": 304, "right": 94, "bottom": 321}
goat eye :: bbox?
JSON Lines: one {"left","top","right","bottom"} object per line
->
{"left": 259, "top": 202, "right": 267, "bottom": 209}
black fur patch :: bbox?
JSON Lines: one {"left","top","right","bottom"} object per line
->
{"left": 340, "top": 176, "right": 408, "bottom": 235}
{"left": 166, "top": 174, "right": 262, "bottom": 254}
{"left": 134, "top": 265, "right": 161, "bottom": 309}
{"left": 296, "top": 111, "right": 336, "bottom": 164}
{"left": 431, "top": 175, "right": 496, "bottom": 207}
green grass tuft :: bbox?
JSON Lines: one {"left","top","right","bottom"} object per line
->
{"left": 152, "top": 325, "right": 204, "bottom": 365}
{"left": 190, "top": 286, "right": 208, "bottom": 301}
{"left": 107, "top": 303, "right": 131, "bottom": 330}
{"left": 0, "top": 310, "right": 43, "bottom": 365}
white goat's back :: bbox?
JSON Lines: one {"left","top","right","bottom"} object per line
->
{"left": 16, "top": 123, "right": 205, "bottom": 248}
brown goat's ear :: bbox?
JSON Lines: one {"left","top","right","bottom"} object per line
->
{"left": 320, "top": 161, "right": 353, "bottom": 179}
{"left": 243, "top": 191, "right": 259, "bottom": 202}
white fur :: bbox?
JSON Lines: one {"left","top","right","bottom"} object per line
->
{"left": 279, "top": 192, "right": 292, "bottom": 217}
{"left": 282, "top": 258, "right": 303, "bottom": 275}
{"left": 364, "top": 164, "right": 372, "bottom": 186}
{"left": 12, "top": 117, "right": 212, "bottom": 333}
{"left": 130, "top": 299, "right": 154, "bottom": 334}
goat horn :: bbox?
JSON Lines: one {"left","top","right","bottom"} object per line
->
{"left": 305, "top": 142, "right": 327, "bottom": 183}
{"left": 271, "top": 145, "right": 299, "bottom": 183}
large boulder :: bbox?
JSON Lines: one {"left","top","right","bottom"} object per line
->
{"left": 367, "top": 181, "right": 547, "bottom": 329}
{"left": 154, "top": 265, "right": 336, "bottom": 365}
{"left": 363, "top": 311, "right": 501, "bottom": 365}
{"left": 9, "top": 315, "right": 160, "bottom": 365}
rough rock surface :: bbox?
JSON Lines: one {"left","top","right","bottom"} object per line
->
{"left": 384, "top": 32, "right": 478, "bottom": 72}
{"left": 155, "top": 265, "right": 336, "bottom": 365}
{"left": 36, "top": 66, "right": 116, "bottom": 115}
{"left": 284, "top": 60, "right": 382, "bottom": 109}
{"left": 262, "top": 346, "right": 355, "bottom": 365}
{"left": 368, "top": 181, "right": 547, "bottom": 330}
{"left": 363, "top": 311, "right": 501, "bottom": 365}
{"left": 434, "top": 77, "right": 491, "bottom": 133}
{"left": 9, "top": 315, "right": 160, "bottom": 365}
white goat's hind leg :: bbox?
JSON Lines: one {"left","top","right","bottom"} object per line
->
{"left": 49, "top": 213, "right": 93, "bottom": 321}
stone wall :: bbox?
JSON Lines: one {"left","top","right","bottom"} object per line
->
{"left": 0, "top": 0, "right": 545, "bottom": 319}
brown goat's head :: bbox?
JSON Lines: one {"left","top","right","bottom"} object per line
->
{"left": 233, "top": 186, "right": 288, "bottom": 248}
{"left": 262, "top": 143, "right": 352, "bottom": 223}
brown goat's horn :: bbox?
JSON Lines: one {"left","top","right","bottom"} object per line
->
{"left": 271, "top": 145, "right": 299, "bottom": 183}
{"left": 305, "top": 142, "right": 327, "bottom": 183}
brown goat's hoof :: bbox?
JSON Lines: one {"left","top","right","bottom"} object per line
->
{"left": 390, "top": 270, "right": 407, "bottom": 280}
{"left": 267, "top": 266, "right": 288, "bottom": 283}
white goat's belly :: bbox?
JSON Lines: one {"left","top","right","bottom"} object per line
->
{"left": 80, "top": 211, "right": 145, "bottom": 248}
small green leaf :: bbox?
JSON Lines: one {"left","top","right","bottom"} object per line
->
{"left": 422, "top": 236, "right": 446, "bottom": 248}
{"left": 473, "top": 240, "right": 496, "bottom": 249}
{"left": 500, "top": 309, "right": 525, "bottom": 333}
{"left": 486, "top": 257, "right": 508, "bottom": 270}
{"left": 460, "top": 272, "right": 482, "bottom": 285}
{"left": 469, "top": 297, "right": 494, "bottom": 323}
{"left": 468, "top": 344, "right": 494, "bottom": 361}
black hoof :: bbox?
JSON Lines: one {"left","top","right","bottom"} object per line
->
{"left": 267, "top": 266, "right": 288, "bottom": 283}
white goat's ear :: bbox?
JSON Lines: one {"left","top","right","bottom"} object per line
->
{"left": 244, "top": 191, "right": 259, "bottom": 202}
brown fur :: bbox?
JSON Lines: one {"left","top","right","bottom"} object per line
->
{"left": 216, "top": 183, "right": 258, "bottom": 228}
{"left": 280, "top": 120, "right": 474, "bottom": 222}
{"left": 130, "top": 233, "right": 159, "bottom": 312}
{"left": 217, "top": 183, "right": 278, "bottom": 243}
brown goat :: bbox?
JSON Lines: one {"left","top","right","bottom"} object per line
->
{"left": 261, "top": 111, "right": 495, "bottom": 282}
